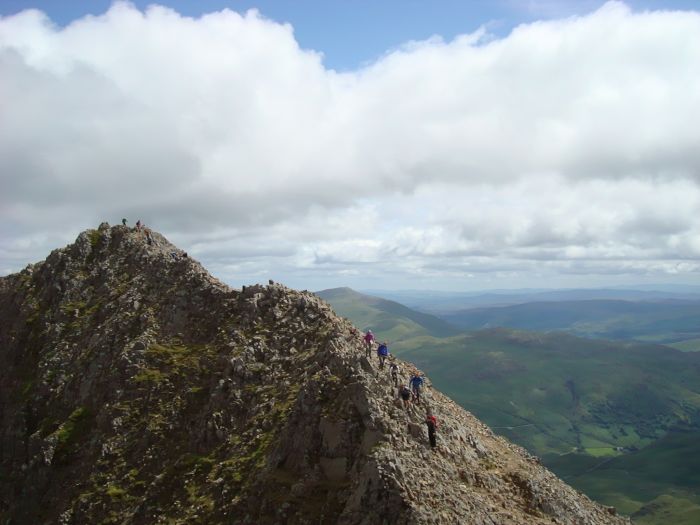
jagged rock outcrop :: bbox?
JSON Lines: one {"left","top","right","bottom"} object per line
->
{"left": 0, "top": 224, "right": 629, "bottom": 524}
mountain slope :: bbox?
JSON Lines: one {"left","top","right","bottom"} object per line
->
{"left": 316, "top": 287, "right": 460, "bottom": 340}
{"left": 0, "top": 223, "right": 626, "bottom": 524}
{"left": 310, "top": 290, "right": 700, "bottom": 524}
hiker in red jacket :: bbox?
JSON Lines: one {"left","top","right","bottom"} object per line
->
{"left": 426, "top": 413, "right": 438, "bottom": 449}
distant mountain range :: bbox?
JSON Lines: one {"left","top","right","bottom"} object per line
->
{"left": 441, "top": 299, "right": 700, "bottom": 345}
{"left": 366, "top": 287, "right": 700, "bottom": 314}
{"left": 354, "top": 287, "right": 700, "bottom": 348}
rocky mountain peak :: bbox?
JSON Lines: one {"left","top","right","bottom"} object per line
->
{"left": 0, "top": 224, "right": 628, "bottom": 524}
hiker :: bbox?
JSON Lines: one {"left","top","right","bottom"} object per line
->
{"left": 122, "top": 218, "right": 127, "bottom": 226}
{"left": 426, "top": 412, "right": 438, "bottom": 449}
{"left": 377, "top": 341, "right": 389, "bottom": 369}
{"left": 389, "top": 360, "right": 400, "bottom": 387}
{"left": 410, "top": 374, "right": 424, "bottom": 403}
{"left": 363, "top": 330, "right": 375, "bottom": 358}
{"left": 399, "top": 384, "right": 412, "bottom": 409}
{"left": 144, "top": 227, "right": 153, "bottom": 245}
{"left": 135, "top": 220, "right": 142, "bottom": 231}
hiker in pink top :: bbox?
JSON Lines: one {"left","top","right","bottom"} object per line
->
{"left": 364, "top": 329, "right": 375, "bottom": 358}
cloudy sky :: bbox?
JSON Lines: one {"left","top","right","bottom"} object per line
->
{"left": 1, "top": 1, "right": 699, "bottom": 291}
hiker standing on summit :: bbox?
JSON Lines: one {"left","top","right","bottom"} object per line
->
{"left": 363, "top": 329, "right": 375, "bottom": 358}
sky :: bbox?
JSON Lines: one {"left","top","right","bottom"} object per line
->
{"left": 1, "top": 1, "right": 700, "bottom": 291}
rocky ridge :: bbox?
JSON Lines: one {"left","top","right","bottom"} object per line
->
{"left": 0, "top": 223, "right": 629, "bottom": 524}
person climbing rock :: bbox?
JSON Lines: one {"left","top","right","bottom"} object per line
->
{"left": 377, "top": 341, "right": 389, "bottom": 369}
{"left": 399, "top": 384, "right": 412, "bottom": 409}
{"left": 363, "top": 329, "right": 375, "bottom": 358}
{"left": 410, "top": 374, "right": 424, "bottom": 404}
{"left": 135, "top": 220, "right": 142, "bottom": 231}
{"left": 144, "top": 227, "right": 153, "bottom": 245}
{"left": 121, "top": 218, "right": 127, "bottom": 226}
{"left": 389, "top": 360, "right": 400, "bottom": 387}
{"left": 426, "top": 412, "right": 438, "bottom": 449}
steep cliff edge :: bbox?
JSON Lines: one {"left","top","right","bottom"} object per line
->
{"left": 0, "top": 223, "right": 628, "bottom": 524}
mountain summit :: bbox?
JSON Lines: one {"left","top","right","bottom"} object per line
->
{"left": 0, "top": 223, "right": 628, "bottom": 524}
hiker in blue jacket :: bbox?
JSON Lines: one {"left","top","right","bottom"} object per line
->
{"left": 410, "top": 374, "right": 424, "bottom": 403}
{"left": 377, "top": 341, "right": 389, "bottom": 369}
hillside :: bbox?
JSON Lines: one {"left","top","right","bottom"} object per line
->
{"left": 0, "top": 223, "right": 626, "bottom": 524}
{"left": 316, "top": 287, "right": 461, "bottom": 340}
{"left": 311, "top": 291, "right": 700, "bottom": 456}
{"left": 392, "top": 330, "right": 700, "bottom": 523}
{"left": 314, "top": 289, "right": 700, "bottom": 523}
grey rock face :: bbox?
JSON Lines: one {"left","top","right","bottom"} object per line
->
{"left": 0, "top": 225, "right": 629, "bottom": 524}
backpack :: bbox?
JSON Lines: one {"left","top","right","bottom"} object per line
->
{"left": 427, "top": 415, "right": 438, "bottom": 431}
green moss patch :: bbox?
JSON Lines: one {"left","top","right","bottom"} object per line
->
{"left": 53, "top": 406, "right": 93, "bottom": 464}
{"left": 88, "top": 230, "right": 101, "bottom": 248}
{"left": 106, "top": 485, "right": 127, "bottom": 499}
{"left": 131, "top": 343, "right": 218, "bottom": 391}
{"left": 133, "top": 368, "right": 166, "bottom": 384}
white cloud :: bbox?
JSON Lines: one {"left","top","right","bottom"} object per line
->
{"left": 1, "top": 1, "right": 699, "bottom": 289}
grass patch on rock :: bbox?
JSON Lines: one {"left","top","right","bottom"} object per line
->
{"left": 53, "top": 406, "right": 93, "bottom": 463}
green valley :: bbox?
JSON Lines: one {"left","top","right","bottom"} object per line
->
{"left": 546, "top": 430, "right": 700, "bottom": 523}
